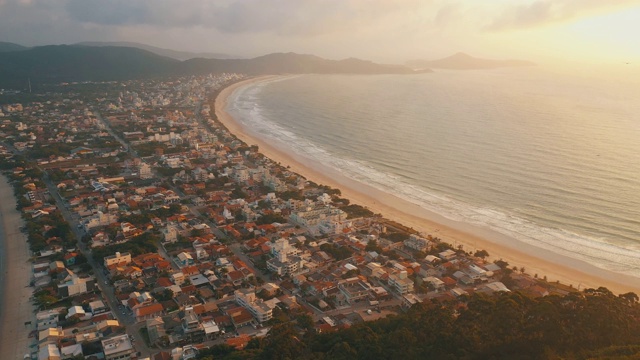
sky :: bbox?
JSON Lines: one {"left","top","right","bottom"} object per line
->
{"left": 1, "top": 0, "right": 639, "bottom": 65}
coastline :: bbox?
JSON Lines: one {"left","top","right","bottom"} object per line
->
{"left": 0, "top": 174, "right": 35, "bottom": 358}
{"left": 215, "top": 76, "right": 640, "bottom": 295}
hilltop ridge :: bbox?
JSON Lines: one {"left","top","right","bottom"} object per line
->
{"left": 0, "top": 45, "right": 424, "bottom": 89}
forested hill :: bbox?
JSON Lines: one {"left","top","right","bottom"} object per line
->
{"left": 197, "top": 288, "right": 640, "bottom": 360}
{"left": 0, "top": 41, "right": 29, "bottom": 52}
{"left": 0, "top": 45, "right": 421, "bottom": 89}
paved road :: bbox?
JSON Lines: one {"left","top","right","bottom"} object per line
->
{"left": 41, "top": 173, "right": 153, "bottom": 357}
{"left": 93, "top": 111, "right": 140, "bottom": 158}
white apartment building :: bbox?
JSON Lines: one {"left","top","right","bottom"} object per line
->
{"left": 138, "top": 162, "right": 153, "bottom": 179}
{"left": 235, "top": 288, "right": 273, "bottom": 323}
{"left": 388, "top": 270, "right": 414, "bottom": 295}
{"left": 83, "top": 211, "right": 119, "bottom": 231}
{"left": 103, "top": 252, "right": 131, "bottom": 268}
{"left": 102, "top": 334, "right": 134, "bottom": 360}
{"left": 289, "top": 205, "right": 347, "bottom": 236}
{"left": 404, "top": 234, "right": 432, "bottom": 252}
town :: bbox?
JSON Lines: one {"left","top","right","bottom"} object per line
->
{"left": 0, "top": 74, "right": 567, "bottom": 360}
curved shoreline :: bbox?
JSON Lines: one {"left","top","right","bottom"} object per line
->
{"left": 0, "top": 174, "right": 35, "bottom": 359}
{"left": 215, "top": 76, "right": 640, "bottom": 294}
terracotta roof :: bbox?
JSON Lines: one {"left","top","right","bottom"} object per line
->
{"left": 227, "top": 270, "right": 244, "bottom": 282}
{"left": 180, "top": 285, "right": 197, "bottom": 294}
{"left": 182, "top": 265, "right": 199, "bottom": 276}
{"left": 156, "top": 277, "right": 173, "bottom": 287}
{"left": 442, "top": 276, "right": 457, "bottom": 286}
{"left": 135, "top": 303, "right": 164, "bottom": 317}
{"left": 226, "top": 334, "right": 250, "bottom": 350}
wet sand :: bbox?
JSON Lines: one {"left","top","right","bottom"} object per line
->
{"left": 0, "top": 174, "right": 35, "bottom": 359}
{"left": 215, "top": 76, "right": 640, "bottom": 295}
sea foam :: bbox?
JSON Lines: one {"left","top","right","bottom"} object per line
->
{"left": 228, "top": 76, "right": 640, "bottom": 279}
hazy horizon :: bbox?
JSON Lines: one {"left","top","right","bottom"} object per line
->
{"left": 1, "top": 0, "right": 639, "bottom": 69}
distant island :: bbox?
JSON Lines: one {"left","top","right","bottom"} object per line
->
{"left": 0, "top": 42, "right": 426, "bottom": 89}
{"left": 407, "top": 52, "right": 535, "bottom": 70}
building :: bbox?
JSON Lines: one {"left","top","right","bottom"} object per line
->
{"left": 401, "top": 293, "right": 422, "bottom": 310}
{"left": 388, "top": 271, "right": 414, "bottom": 295}
{"left": 266, "top": 238, "right": 305, "bottom": 276}
{"left": 161, "top": 224, "right": 178, "bottom": 243}
{"left": 338, "top": 277, "right": 371, "bottom": 304}
{"left": 404, "top": 234, "right": 432, "bottom": 252}
{"left": 104, "top": 252, "right": 131, "bottom": 268}
{"left": 36, "top": 309, "right": 60, "bottom": 330}
{"left": 266, "top": 255, "right": 305, "bottom": 276}
{"left": 269, "top": 238, "right": 300, "bottom": 259}
{"left": 181, "top": 306, "right": 205, "bottom": 343}
{"left": 83, "top": 211, "right": 119, "bottom": 231}
{"left": 138, "top": 162, "right": 153, "bottom": 179}
{"left": 134, "top": 303, "right": 164, "bottom": 322}
{"left": 146, "top": 317, "right": 166, "bottom": 345}
{"left": 289, "top": 205, "right": 347, "bottom": 236}
{"left": 89, "top": 300, "right": 109, "bottom": 315}
{"left": 171, "top": 271, "right": 185, "bottom": 286}
{"left": 102, "top": 334, "right": 135, "bottom": 360}
{"left": 58, "top": 275, "right": 97, "bottom": 298}
{"left": 38, "top": 343, "right": 61, "bottom": 360}
{"left": 176, "top": 252, "right": 194, "bottom": 267}
{"left": 235, "top": 288, "right": 273, "bottom": 323}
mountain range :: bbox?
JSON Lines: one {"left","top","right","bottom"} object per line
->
{"left": 407, "top": 52, "right": 535, "bottom": 70}
{"left": 0, "top": 42, "right": 421, "bottom": 89}
{"left": 74, "top": 41, "right": 237, "bottom": 61}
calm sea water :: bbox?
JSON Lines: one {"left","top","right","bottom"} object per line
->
{"left": 227, "top": 69, "right": 640, "bottom": 278}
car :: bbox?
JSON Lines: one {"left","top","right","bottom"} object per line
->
{"left": 122, "top": 311, "right": 126, "bottom": 315}
{"left": 104, "top": 281, "right": 109, "bottom": 285}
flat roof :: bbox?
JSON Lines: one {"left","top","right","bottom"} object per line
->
{"left": 101, "top": 334, "right": 133, "bottom": 355}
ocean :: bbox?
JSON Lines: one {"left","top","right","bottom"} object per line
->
{"left": 226, "top": 69, "right": 640, "bottom": 279}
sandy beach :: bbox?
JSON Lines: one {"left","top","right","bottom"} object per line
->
{"left": 216, "top": 76, "right": 640, "bottom": 295}
{"left": 0, "top": 174, "right": 36, "bottom": 359}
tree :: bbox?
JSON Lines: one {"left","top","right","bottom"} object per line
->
{"left": 474, "top": 249, "right": 489, "bottom": 259}
{"left": 296, "top": 314, "right": 314, "bottom": 333}
{"left": 365, "top": 239, "right": 382, "bottom": 253}
{"left": 259, "top": 323, "right": 308, "bottom": 360}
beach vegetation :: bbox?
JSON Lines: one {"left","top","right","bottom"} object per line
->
{"left": 494, "top": 259, "right": 509, "bottom": 269}
{"left": 277, "top": 190, "right": 304, "bottom": 201}
{"left": 340, "top": 204, "right": 374, "bottom": 219}
{"left": 385, "top": 232, "right": 409, "bottom": 243}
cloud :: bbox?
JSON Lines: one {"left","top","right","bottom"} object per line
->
{"left": 60, "top": 0, "right": 426, "bottom": 37}
{"left": 434, "top": 3, "right": 460, "bottom": 29}
{"left": 485, "top": 0, "right": 640, "bottom": 31}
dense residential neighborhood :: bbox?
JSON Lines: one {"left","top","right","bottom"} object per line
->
{"left": 0, "top": 74, "right": 574, "bottom": 360}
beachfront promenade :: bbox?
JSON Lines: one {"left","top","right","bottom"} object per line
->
{"left": 0, "top": 175, "right": 36, "bottom": 359}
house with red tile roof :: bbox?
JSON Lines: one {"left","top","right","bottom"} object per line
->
{"left": 134, "top": 303, "right": 164, "bottom": 322}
